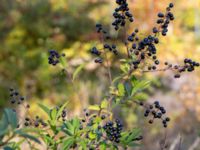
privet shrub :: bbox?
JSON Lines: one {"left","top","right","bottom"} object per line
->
{"left": 0, "top": 0, "right": 199, "bottom": 150}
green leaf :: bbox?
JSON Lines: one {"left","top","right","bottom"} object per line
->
{"left": 128, "top": 142, "right": 141, "bottom": 147}
{"left": 112, "top": 76, "right": 123, "bottom": 84}
{"left": 131, "top": 80, "right": 150, "bottom": 96}
{"left": 18, "top": 127, "right": 44, "bottom": 133}
{"left": 127, "top": 128, "right": 141, "bottom": 143}
{"left": 0, "top": 130, "right": 8, "bottom": 138}
{"left": 88, "top": 105, "right": 100, "bottom": 111}
{"left": 62, "top": 119, "right": 77, "bottom": 136}
{"left": 0, "top": 112, "right": 9, "bottom": 136}
{"left": 88, "top": 132, "right": 96, "bottom": 140}
{"left": 56, "top": 101, "right": 69, "bottom": 120}
{"left": 124, "top": 82, "right": 132, "bottom": 96}
{"left": 100, "top": 100, "right": 108, "bottom": 109}
{"left": 72, "top": 117, "right": 80, "bottom": 133}
{"left": 64, "top": 121, "right": 74, "bottom": 132}
{"left": 120, "top": 128, "right": 141, "bottom": 146}
{"left": 63, "top": 129, "right": 73, "bottom": 136}
{"left": 0, "top": 108, "right": 18, "bottom": 137}
{"left": 60, "top": 56, "right": 68, "bottom": 67}
{"left": 62, "top": 137, "right": 74, "bottom": 149}
{"left": 4, "top": 108, "right": 18, "bottom": 129}
{"left": 133, "top": 93, "right": 148, "bottom": 100}
{"left": 50, "top": 108, "right": 57, "bottom": 121}
{"left": 38, "top": 103, "right": 50, "bottom": 116}
{"left": 0, "top": 115, "right": 8, "bottom": 130}
{"left": 130, "top": 76, "right": 137, "bottom": 83}
{"left": 119, "top": 59, "right": 128, "bottom": 63}
{"left": 42, "top": 134, "right": 54, "bottom": 145}
{"left": 15, "top": 130, "right": 41, "bottom": 144}
{"left": 72, "top": 64, "right": 85, "bottom": 81}
{"left": 79, "top": 140, "right": 87, "bottom": 150}
{"left": 120, "top": 132, "right": 129, "bottom": 143}
{"left": 118, "top": 83, "right": 125, "bottom": 96}
{"left": 99, "top": 142, "right": 107, "bottom": 150}
{"left": 3, "top": 146, "right": 14, "bottom": 150}
{"left": 120, "top": 64, "right": 129, "bottom": 73}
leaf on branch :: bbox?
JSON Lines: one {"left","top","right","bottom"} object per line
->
{"left": 100, "top": 100, "right": 108, "bottom": 109}
{"left": 38, "top": 103, "right": 51, "bottom": 116}
{"left": 120, "top": 128, "right": 141, "bottom": 147}
{"left": 131, "top": 80, "right": 150, "bottom": 96}
{"left": 118, "top": 83, "right": 125, "bottom": 96}
{"left": 15, "top": 130, "right": 41, "bottom": 144}
{"left": 72, "top": 64, "right": 85, "bottom": 81}
{"left": 4, "top": 109, "right": 18, "bottom": 129}
{"left": 56, "top": 101, "right": 69, "bottom": 120}
{"left": 88, "top": 105, "right": 100, "bottom": 111}
{"left": 88, "top": 132, "right": 96, "bottom": 140}
{"left": 62, "top": 137, "right": 74, "bottom": 150}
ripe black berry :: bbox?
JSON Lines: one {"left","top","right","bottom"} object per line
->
{"left": 48, "top": 50, "right": 64, "bottom": 66}
{"left": 158, "top": 12, "right": 164, "bottom": 18}
{"left": 174, "top": 74, "right": 180, "bottom": 78}
{"left": 169, "top": 3, "right": 174, "bottom": 8}
{"left": 101, "top": 115, "right": 106, "bottom": 120}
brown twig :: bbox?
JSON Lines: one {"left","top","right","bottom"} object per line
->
{"left": 0, "top": 134, "right": 15, "bottom": 147}
{"left": 178, "top": 136, "right": 182, "bottom": 150}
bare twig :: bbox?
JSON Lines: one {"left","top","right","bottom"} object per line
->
{"left": 160, "top": 129, "right": 168, "bottom": 150}
{"left": 178, "top": 136, "right": 182, "bottom": 150}
{"left": 188, "top": 137, "right": 200, "bottom": 150}
{"left": 124, "top": 23, "right": 130, "bottom": 58}
{"left": 169, "top": 134, "right": 182, "bottom": 150}
{"left": 142, "top": 67, "right": 171, "bottom": 73}
{"left": 0, "top": 134, "right": 15, "bottom": 147}
{"left": 100, "top": 32, "right": 112, "bottom": 85}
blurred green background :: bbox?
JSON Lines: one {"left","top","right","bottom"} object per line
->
{"left": 0, "top": 0, "right": 200, "bottom": 149}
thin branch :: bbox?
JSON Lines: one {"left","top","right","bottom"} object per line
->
{"left": 188, "top": 137, "right": 200, "bottom": 150}
{"left": 142, "top": 67, "right": 171, "bottom": 73}
{"left": 124, "top": 24, "right": 130, "bottom": 58}
{"left": 158, "top": 128, "right": 170, "bottom": 150}
{"left": 169, "top": 134, "right": 181, "bottom": 150}
{"left": 178, "top": 136, "right": 182, "bottom": 150}
{"left": 0, "top": 134, "right": 15, "bottom": 147}
{"left": 100, "top": 31, "right": 112, "bottom": 85}
{"left": 103, "top": 50, "right": 113, "bottom": 85}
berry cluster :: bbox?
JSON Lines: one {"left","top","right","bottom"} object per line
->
{"left": 103, "top": 119, "right": 123, "bottom": 143}
{"left": 183, "top": 58, "right": 200, "bottom": 71}
{"left": 112, "top": 0, "right": 134, "bottom": 30}
{"left": 8, "top": 89, "right": 48, "bottom": 129}
{"left": 48, "top": 50, "right": 65, "bottom": 66}
{"left": 104, "top": 44, "right": 118, "bottom": 56}
{"left": 139, "top": 101, "right": 170, "bottom": 128}
{"left": 153, "top": 3, "right": 175, "bottom": 36}
{"left": 129, "top": 34, "right": 160, "bottom": 70}
{"left": 9, "top": 88, "right": 25, "bottom": 105}
{"left": 90, "top": 2, "right": 190, "bottom": 80}
{"left": 95, "top": 24, "right": 110, "bottom": 40}
{"left": 91, "top": 23, "right": 119, "bottom": 64}
{"left": 24, "top": 117, "right": 31, "bottom": 127}
{"left": 127, "top": 28, "right": 139, "bottom": 43}
{"left": 79, "top": 111, "right": 91, "bottom": 130}
{"left": 24, "top": 116, "right": 47, "bottom": 128}
{"left": 127, "top": 3, "right": 175, "bottom": 72}
{"left": 155, "top": 58, "right": 200, "bottom": 78}
{"left": 90, "top": 44, "right": 118, "bottom": 64}
{"left": 61, "top": 109, "right": 67, "bottom": 121}
{"left": 90, "top": 46, "right": 102, "bottom": 64}
{"left": 92, "top": 3, "right": 171, "bottom": 67}
{"left": 91, "top": 47, "right": 101, "bottom": 56}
